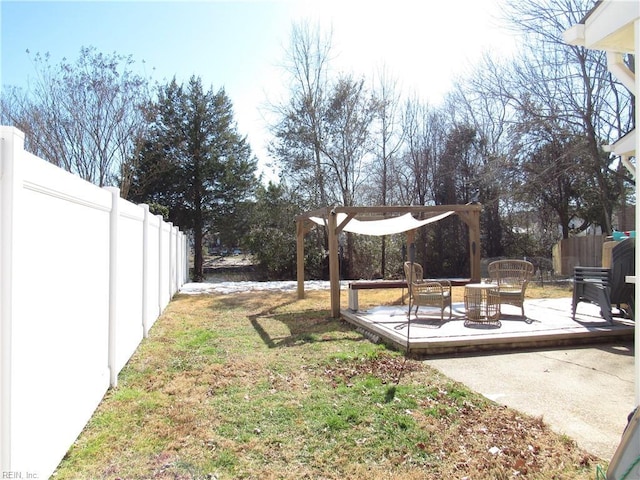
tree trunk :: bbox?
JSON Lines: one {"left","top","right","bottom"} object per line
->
{"left": 381, "top": 238, "right": 386, "bottom": 278}
{"left": 193, "top": 226, "right": 204, "bottom": 282}
{"left": 193, "top": 191, "right": 204, "bottom": 281}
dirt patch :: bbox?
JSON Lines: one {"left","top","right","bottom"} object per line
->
{"left": 200, "top": 254, "right": 254, "bottom": 269}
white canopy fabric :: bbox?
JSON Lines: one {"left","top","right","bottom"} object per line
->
{"left": 309, "top": 211, "right": 454, "bottom": 236}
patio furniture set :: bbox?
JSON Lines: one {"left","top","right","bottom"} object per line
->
{"left": 572, "top": 237, "right": 635, "bottom": 324}
{"left": 404, "top": 259, "right": 534, "bottom": 325}
{"left": 403, "top": 236, "right": 635, "bottom": 326}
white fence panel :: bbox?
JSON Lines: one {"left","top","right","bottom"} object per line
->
{"left": 112, "top": 192, "right": 145, "bottom": 376}
{"left": 143, "top": 209, "right": 161, "bottom": 335}
{"left": 12, "top": 149, "right": 112, "bottom": 474}
{"left": 159, "top": 221, "right": 171, "bottom": 311}
{"left": 0, "top": 126, "right": 188, "bottom": 478}
{"left": 170, "top": 225, "right": 178, "bottom": 296}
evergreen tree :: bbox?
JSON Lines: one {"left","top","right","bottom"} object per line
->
{"left": 245, "top": 183, "right": 298, "bottom": 280}
{"left": 130, "top": 76, "right": 257, "bottom": 281}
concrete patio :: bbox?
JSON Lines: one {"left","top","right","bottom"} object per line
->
{"left": 341, "top": 297, "right": 634, "bottom": 356}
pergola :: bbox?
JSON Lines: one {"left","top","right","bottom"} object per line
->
{"left": 295, "top": 204, "right": 482, "bottom": 318}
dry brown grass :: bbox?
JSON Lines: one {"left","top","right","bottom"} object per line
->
{"left": 54, "top": 285, "right": 599, "bottom": 479}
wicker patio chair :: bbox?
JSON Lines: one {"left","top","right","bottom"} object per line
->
{"left": 572, "top": 237, "right": 635, "bottom": 323}
{"left": 488, "top": 259, "right": 535, "bottom": 317}
{"left": 403, "top": 261, "right": 452, "bottom": 321}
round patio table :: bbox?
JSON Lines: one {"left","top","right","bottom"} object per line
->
{"left": 464, "top": 283, "right": 500, "bottom": 323}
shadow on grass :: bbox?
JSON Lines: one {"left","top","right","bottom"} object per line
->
{"left": 175, "top": 289, "right": 369, "bottom": 349}
{"left": 205, "top": 290, "right": 367, "bottom": 348}
{"left": 248, "top": 309, "right": 366, "bottom": 348}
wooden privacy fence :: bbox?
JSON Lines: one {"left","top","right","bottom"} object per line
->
{"left": 0, "top": 127, "right": 188, "bottom": 478}
{"left": 552, "top": 235, "right": 606, "bottom": 275}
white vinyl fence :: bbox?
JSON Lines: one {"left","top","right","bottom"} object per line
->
{"left": 0, "top": 126, "right": 188, "bottom": 478}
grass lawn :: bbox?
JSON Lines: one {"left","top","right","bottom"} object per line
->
{"left": 54, "top": 283, "right": 601, "bottom": 479}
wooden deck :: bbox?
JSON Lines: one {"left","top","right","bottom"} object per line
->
{"left": 341, "top": 298, "right": 634, "bottom": 356}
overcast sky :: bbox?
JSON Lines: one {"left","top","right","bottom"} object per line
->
{"left": 1, "top": 0, "right": 518, "bottom": 180}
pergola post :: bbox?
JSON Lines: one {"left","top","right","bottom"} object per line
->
{"left": 406, "top": 229, "right": 416, "bottom": 260}
{"left": 468, "top": 209, "right": 481, "bottom": 282}
{"left": 296, "top": 219, "right": 305, "bottom": 299}
{"left": 406, "top": 229, "right": 415, "bottom": 248}
{"left": 328, "top": 212, "right": 341, "bottom": 318}
{"left": 458, "top": 209, "right": 482, "bottom": 283}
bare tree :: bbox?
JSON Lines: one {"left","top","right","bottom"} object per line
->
{"left": 320, "top": 74, "right": 378, "bottom": 207}
{"left": 449, "top": 59, "right": 513, "bottom": 257}
{"left": 319, "top": 74, "right": 378, "bottom": 278}
{"left": 370, "top": 67, "right": 404, "bottom": 206}
{"left": 369, "top": 67, "right": 404, "bottom": 276}
{"left": 398, "top": 96, "right": 446, "bottom": 206}
{"left": 1, "top": 47, "right": 149, "bottom": 191}
{"left": 500, "top": 0, "right": 634, "bottom": 234}
{"left": 269, "top": 21, "right": 333, "bottom": 209}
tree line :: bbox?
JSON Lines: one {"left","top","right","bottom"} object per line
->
{"left": 1, "top": 0, "right": 634, "bottom": 282}
{"left": 265, "top": 0, "right": 634, "bottom": 280}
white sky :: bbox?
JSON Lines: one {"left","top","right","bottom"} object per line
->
{"left": 1, "top": 0, "right": 517, "bottom": 181}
